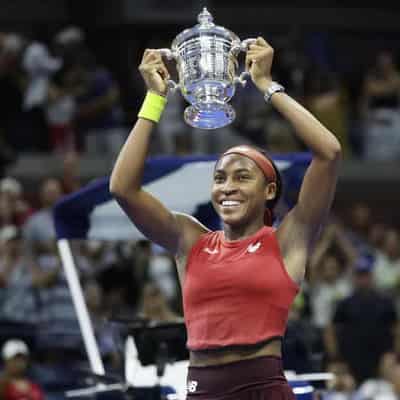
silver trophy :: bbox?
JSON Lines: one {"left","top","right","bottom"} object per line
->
{"left": 158, "top": 8, "right": 255, "bottom": 130}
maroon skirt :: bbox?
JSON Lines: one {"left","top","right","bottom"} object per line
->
{"left": 186, "top": 356, "right": 296, "bottom": 400}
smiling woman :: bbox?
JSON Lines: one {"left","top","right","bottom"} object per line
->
{"left": 212, "top": 145, "right": 282, "bottom": 235}
{"left": 109, "top": 37, "right": 341, "bottom": 400}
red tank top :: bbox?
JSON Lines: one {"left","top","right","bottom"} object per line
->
{"left": 183, "top": 225, "right": 299, "bottom": 351}
{"left": 4, "top": 381, "right": 44, "bottom": 400}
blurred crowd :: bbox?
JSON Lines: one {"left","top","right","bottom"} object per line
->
{"left": 1, "top": 26, "right": 400, "bottom": 174}
{"left": 0, "top": 170, "right": 399, "bottom": 398}
{"left": 0, "top": 24, "right": 400, "bottom": 400}
{"left": 0, "top": 26, "right": 127, "bottom": 175}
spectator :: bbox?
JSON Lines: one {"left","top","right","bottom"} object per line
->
{"left": 0, "top": 226, "right": 39, "bottom": 323}
{"left": 140, "top": 282, "right": 181, "bottom": 323}
{"left": 0, "top": 339, "right": 44, "bottom": 400}
{"left": 84, "top": 280, "right": 122, "bottom": 370}
{"left": 343, "top": 202, "right": 374, "bottom": 258}
{"left": 324, "top": 255, "right": 399, "bottom": 384}
{"left": 283, "top": 292, "right": 315, "bottom": 373}
{"left": 148, "top": 246, "right": 178, "bottom": 304}
{"left": 324, "top": 360, "right": 357, "bottom": 400}
{"left": 360, "top": 49, "right": 400, "bottom": 161}
{"left": 309, "top": 253, "right": 352, "bottom": 330}
{"left": 60, "top": 151, "right": 81, "bottom": 194}
{"left": 0, "top": 177, "right": 33, "bottom": 226}
{"left": 304, "top": 66, "right": 351, "bottom": 158}
{"left": 68, "top": 51, "right": 126, "bottom": 156}
{"left": 308, "top": 221, "right": 357, "bottom": 280}
{"left": 355, "top": 351, "right": 397, "bottom": 400}
{"left": 0, "top": 33, "right": 23, "bottom": 168}
{"left": 23, "top": 177, "right": 63, "bottom": 254}
{"left": 22, "top": 39, "right": 62, "bottom": 151}
{"left": 45, "top": 66, "right": 77, "bottom": 154}
{"left": 373, "top": 228, "right": 400, "bottom": 296}
{"left": 371, "top": 363, "right": 400, "bottom": 400}
{"left": 34, "top": 245, "right": 82, "bottom": 353}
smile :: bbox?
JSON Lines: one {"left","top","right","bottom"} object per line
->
{"left": 220, "top": 200, "right": 242, "bottom": 208}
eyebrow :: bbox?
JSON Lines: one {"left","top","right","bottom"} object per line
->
{"left": 214, "top": 168, "right": 252, "bottom": 174}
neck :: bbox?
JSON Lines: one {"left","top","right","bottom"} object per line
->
{"left": 223, "top": 219, "right": 264, "bottom": 242}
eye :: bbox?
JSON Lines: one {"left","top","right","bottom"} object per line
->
{"left": 238, "top": 174, "right": 251, "bottom": 181}
{"left": 214, "top": 175, "right": 225, "bottom": 183}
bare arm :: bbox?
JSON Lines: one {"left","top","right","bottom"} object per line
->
{"left": 272, "top": 91, "right": 341, "bottom": 236}
{"left": 247, "top": 38, "right": 341, "bottom": 282}
{"left": 110, "top": 50, "right": 207, "bottom": 255}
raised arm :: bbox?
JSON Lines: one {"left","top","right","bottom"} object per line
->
{"left": 246, "top": 38, "right": 341, "bottom": 282}
{"left": 248, "top": 37, "right": 341, "bottom": 234}
{"left": 109, "top": 50, "right": 207, "bottom": 255}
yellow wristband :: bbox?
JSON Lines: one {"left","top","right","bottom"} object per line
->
{"left": 138, "top": 91, "right": 167, "bottom": 123}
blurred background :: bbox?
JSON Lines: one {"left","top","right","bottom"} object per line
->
{"left": 1, "top": 1, "right": 400, "bottom": 400}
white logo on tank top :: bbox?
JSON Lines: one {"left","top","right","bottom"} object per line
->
{"left": 247, "top": 241, "right": 261, "bottom": 253}
{"left": 187, "top": 380, "right": 198, "bottom": 393}
{"left": 203, "top": 247, "right": 219, "bottom": 254}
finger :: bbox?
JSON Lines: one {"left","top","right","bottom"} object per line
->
{"left": 245, "top": 56, "right": 254, "bottom": 72}
{"left": 144, "top": 50, "right": 162, "bottom": 62}
{"left": 139, "top": 60, "right": 166, "bottom": 73}
{"left": 141, "top": 62, "right": 169, "bottom": 79}
{"left": 158, "top": 65, "right": 170, "bottom": 79}
{"left": 246, "top": 49, "right": 260, "bottom": 58}
{"left": 256, "top": 37, "right": 269, "bottom": 46}
{"left": 143, "top": 59, "right": 165, "bottom": 67}
{"left": 246, "top": 52, "right": 262, "bottom": 63}
{"left": 248, "top": 44, "right": 265, "bottom": 51}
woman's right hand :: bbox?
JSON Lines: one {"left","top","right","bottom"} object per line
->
{"left": 139, "top": 49, "right": 170, "bottom": 96}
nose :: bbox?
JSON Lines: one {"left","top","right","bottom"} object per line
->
{"left": 221, "top": 178, "right": 238, "bottom": 195}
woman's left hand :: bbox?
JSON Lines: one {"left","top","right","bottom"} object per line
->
{"left": 245, "top": 37, "right": 274, "bottom": 93}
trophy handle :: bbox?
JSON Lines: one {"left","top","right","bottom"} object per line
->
{"left": 158, "top": 48, "right": 177, "bottom": 60}
{"left": 167, "top": 79, "right": 180, "bottom": 93}
{"left": 239, "top": 38, "right": 257, "bottom": 52}
{"left": 232, "top": 38, "right": 257, "bottom": 87}
{"left": 157, "top": 48, "right": 180, "bottom": 93}
{"left": 234, "top": 71, "right": 251, "bottom": 87}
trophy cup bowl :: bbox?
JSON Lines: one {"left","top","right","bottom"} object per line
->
{"left": 158, "top": 8, "right": 255, "bottom": 130}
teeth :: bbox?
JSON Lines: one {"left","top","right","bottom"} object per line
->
{"left": 221, "top": 200, "right": 240, "bottom": 206}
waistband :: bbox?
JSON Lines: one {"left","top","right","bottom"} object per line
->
{"left": 187, "top": 355, "right": 287, "bottom": 398}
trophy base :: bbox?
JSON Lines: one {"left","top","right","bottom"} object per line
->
{"left": 184, "top": 104, "right": 235, "bottom": 130}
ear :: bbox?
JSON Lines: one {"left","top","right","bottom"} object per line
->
{"left": 264, "top": 182, "right": 277, "bottom": 201}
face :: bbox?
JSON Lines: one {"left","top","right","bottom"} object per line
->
{"left": 350, "top": 203, "right": 371, "bottom": 232}
{"left": 382, "top": 229, "right": 400, "bottom": 260}
{"left": 321, "top": 256, "right": 341, "bottom": 283}
{"left": 40, "top": 178, "right": 62, "bottom": 208}
{"left": 5, "top": 355, "right": 29, "bottom": 376}
{"left": 211, "top": 154, "right": 276, "bottom": 227}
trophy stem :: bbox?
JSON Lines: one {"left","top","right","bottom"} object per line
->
{"left": 184, "top": 104, "right": 236, "bottom": 130}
